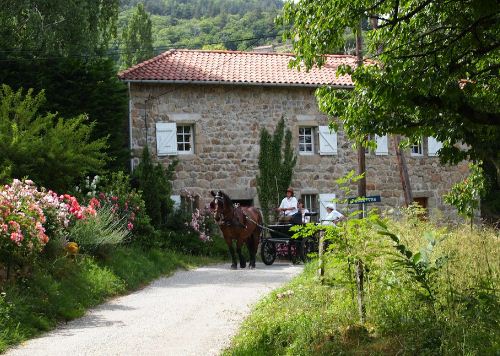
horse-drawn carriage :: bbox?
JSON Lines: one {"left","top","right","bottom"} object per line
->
{"left": 210, "top": 190, "right": 320, "bottom": 269}
{"left": 260, "top": 212, "right": 319, "bottom": 265}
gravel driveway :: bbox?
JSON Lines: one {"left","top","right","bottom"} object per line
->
{"left": 6, "top": 262, "right": 302, "bottom": 356}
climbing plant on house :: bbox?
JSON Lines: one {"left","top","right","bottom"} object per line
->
{"left": 256, "top": 117, "right": 297, "bottom": 224}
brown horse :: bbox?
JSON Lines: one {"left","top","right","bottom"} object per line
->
{"left": 210, "top": 190, "right": 262, "bottom": 269}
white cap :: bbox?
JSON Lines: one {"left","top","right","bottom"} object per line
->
{"left": 326, "top": 203, "right": 335, "bottom": 210}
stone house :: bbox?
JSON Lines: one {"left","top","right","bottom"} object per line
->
{"left": 119, "top": 49, "right": 467, "bottom": 221}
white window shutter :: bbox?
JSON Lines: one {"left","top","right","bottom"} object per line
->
{"left": 156, "top": 122, "right": 177, "bottom": 156}
{"left": 375, "top": 135, "right": 389, "bottom": 155}
{"left": 428, "top": 137, "right": 442, "bottom": 156}
{"left": 318, "top": 126, "right": 337, "bottom": 155}
{"left": 319, "top": 194, "right": 336, "bottom": 222}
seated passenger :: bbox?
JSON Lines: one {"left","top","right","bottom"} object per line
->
{"left": 322, "top": 203, "right": 345, "bottom": 225}
{"left": 277, "top": 187, "right": 298, "bottom": 223}
{"left": 297, "top": 199, "right": 310, "bottom": 223}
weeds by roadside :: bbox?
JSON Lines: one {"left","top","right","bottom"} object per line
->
{"left": 225, "top": 219, "right": 499, "bottom": 355}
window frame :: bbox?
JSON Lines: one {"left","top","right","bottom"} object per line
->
{"left": 176, "top": 124, "right": 194, "bottom": 155}
{"left": 301, "top": 194, "right": 318, "bottom": 212}
{"left": 298, "top": 127, "right": 315, "bottom": 155}
{"left": 410, "top": 139, "right": 424, "bottom": 157}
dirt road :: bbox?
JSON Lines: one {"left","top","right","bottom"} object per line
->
{"left": 6, "top": 262, "right": 302, "bottom": 356}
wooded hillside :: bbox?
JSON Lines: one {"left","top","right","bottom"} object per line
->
{"left": 118, "top": 0, "right": 285, "bottom": 51}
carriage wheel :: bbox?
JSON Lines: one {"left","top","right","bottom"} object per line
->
{"left": 300, "top": 239, "right": 314, "bottom": 263}
{"left": 261, "top": 240, "right": 276, "bottom": 265}
{"left": 289, "top": 240, "right": 301, "bottom": 265}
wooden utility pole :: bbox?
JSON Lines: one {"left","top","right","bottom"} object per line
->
{"left": 393, "top": 135, "right": 413, "bottom": 206}
{"left": 355, "top": 20, "right": 366, "bottom": 324}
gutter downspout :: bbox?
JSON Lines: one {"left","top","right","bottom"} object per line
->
{"left": 128, "top": 82, "right": 133, "bottom": 172}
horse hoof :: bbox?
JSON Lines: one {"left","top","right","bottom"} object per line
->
{"left": 240, "top": 264, "right": 246, "bottom": 269}
{"left": 249, "top": 265, "right": 255, "bottom": 269}
{"left": 231, "top": 264, "right": 237, "bottom": 270}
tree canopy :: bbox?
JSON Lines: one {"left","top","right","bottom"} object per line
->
{"left": 121, "top": 3, "right": 154, "bottom": 68}
{"left": 279, "top": 0, "right": 500, "bottom": 176}
{"left": 0, "top": 1, "right": 128, "bottom": 172}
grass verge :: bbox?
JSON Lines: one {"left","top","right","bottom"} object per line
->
{"left": 0, "top": 246, "right": 222, "bottom": 353}
{"left": 224, "top": 221, "right": 499, "bottom": 355}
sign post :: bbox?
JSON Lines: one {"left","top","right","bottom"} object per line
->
{"left": 347, "top": 195, "right": 382, "bottom": 218}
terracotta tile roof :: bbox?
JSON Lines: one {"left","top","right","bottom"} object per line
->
{"left": 118, "top": 49, "right": 357, "bottom": 87}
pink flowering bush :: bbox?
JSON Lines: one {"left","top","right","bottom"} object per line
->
{"left": 189, "top": 208, "right": 212, "bottom": 242}
{"left": 0, "top": 179, "right": 96, "bottom": 274}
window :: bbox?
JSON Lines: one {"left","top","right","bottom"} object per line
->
{"left": 299, "top": 127, "right": 314, "bottom": 154}
{"left": 410, "top": 140, "right": 423, "bottom": 156}
{"left": 156, "top": 122, "right": 195, "bottom": 156}
{"left": 176, "top": 125, "right": 193, "bottom": 154}
{"left": 301, "top": 194, "right": 318, "bottom": 212}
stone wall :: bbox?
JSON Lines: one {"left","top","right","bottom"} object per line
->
{"left": 128, "top": 83, "right": 468, "bottom": 219}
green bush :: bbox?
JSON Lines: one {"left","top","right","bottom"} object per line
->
{"left": 132, "top": 147, "right": 177, "bottom": 228}
{"left": 69, "top": 205, "right": 129, "bottom": 257}
{"left": 0, "top": 84, "right": 108, "bottom": 192}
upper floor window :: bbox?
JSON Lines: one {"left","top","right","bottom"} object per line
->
{"left": 176, "top": 125, "right": 193, "bottom": 154}
{"left": 156, "top": 122, "right": 195, "bottom": 156}
{"left": 410, "top": 139, "right": 423, "bottom": 156}
{"left": 299, "top": 127, "right": 314, "bottom": 155}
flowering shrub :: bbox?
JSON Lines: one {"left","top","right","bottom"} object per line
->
{"left": 81, "top": 172, "right": 153, "bottom": 247}
{"left": 189, "top": 208, "right": 212, "bottom": 242}
{"left": 0, "top": 179, "right": 96, "bottom": 272}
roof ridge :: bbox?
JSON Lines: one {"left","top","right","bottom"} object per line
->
{"left": 173, "top": 49, "right": 357, "bottom": 59}
{"left": 118, "top": 49, "right": 176, "bottom": 77}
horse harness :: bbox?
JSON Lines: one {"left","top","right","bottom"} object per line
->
{"left": 213, "top": 194, "right": 247, "bottom": 228}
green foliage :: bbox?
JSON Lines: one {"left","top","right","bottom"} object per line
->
{"left": 0, "top": 85, "right": 108, "bottom": 192}
{"left": 0, "top": 57, "right": 129, "bottom": 172}
{"left": 444, "top": 163, "right": 487, "bottom": 226}
{"left": 121, "top": 3, "right": 154, "bottom": 68}
{"left": 132, "top": 147, "right": 177, "bottom": 228}
{"left": 116, "top": 0, "right": 284, "bottom": 52}
{"left": 69, "top": 205, "right": 130, "bottom": 257}
{"left": 280, "top": 0, "right": 500, "bottom": 184}
{"left": 0, "top": 0, "right": 118, "bottom": 56}
{"left": 377, "top": 221, "right": 446, "bottom": 302}
{"left": 256, "top": 117, "right": 297, "bottom": 224}
{"left": 226, "top": 221, "right": 500, "bottom": 355}
{"left": 0, "top": 0, "right": 128, "bottom": 172}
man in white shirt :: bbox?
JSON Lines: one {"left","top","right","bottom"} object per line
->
{"left": 277, "top": 187, "right": 298, "bottom": 221}
{"left": 322, "top": 203, "right": 345, "bottom": 225}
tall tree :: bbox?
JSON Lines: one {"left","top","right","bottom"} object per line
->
{"left": 121, "top": 3, "right": 154, "bottom": 68}
{"left": 0, "top": 1, "right": 129, "bottom": 171}
{"left": 257, "top": 117, "right": 297, "bottom": 224}
{"left": 279, "top": 0, "right": 500, "bottom": 181}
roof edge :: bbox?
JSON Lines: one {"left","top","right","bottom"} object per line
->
{"left": 121, "top": 79, "right": 354, "bottom": 89}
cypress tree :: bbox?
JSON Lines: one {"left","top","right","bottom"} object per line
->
{"left": 256, "top": 117, "right": 297, "bottom": 224}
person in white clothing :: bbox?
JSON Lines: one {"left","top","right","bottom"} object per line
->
{"left": 297, "top": 199, "right": 310, "bottom": 223}
{"left": 322, "top": 203, "right": 345, "bottom": 225}
{"left": 277, "top": 187, "right": 298, "bottom": 222}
